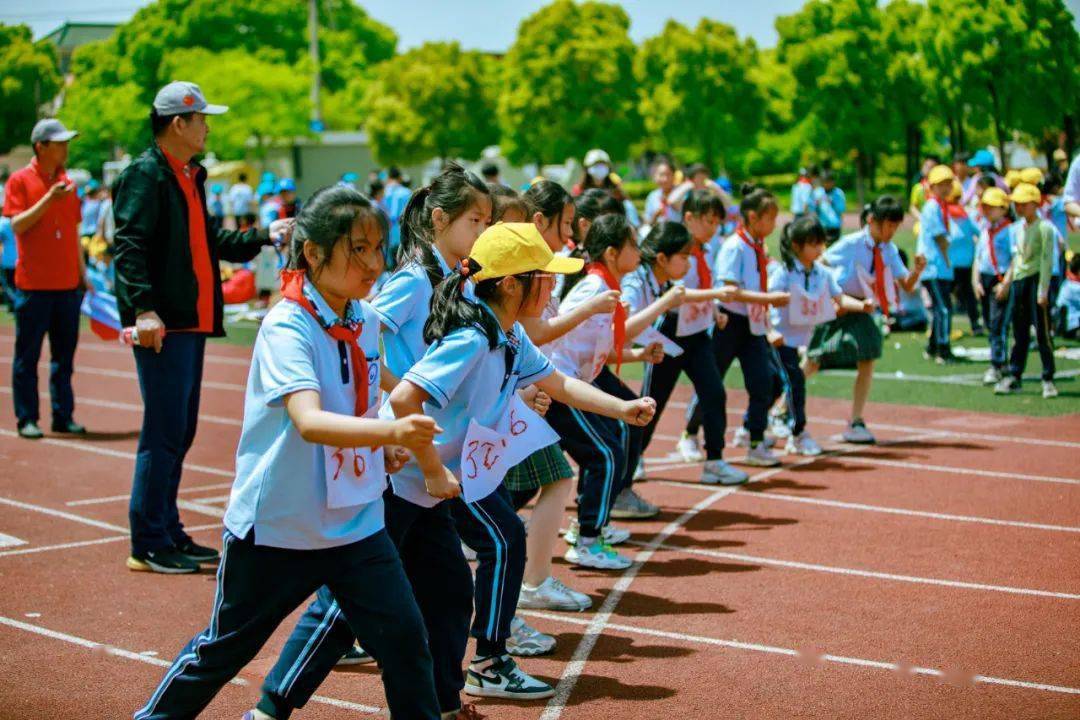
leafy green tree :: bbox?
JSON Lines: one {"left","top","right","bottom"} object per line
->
{"left": 777, "top": 0, "right": 891, "bottom": 201}
{"left": 635, "top": 19, "right": 762, "bottom": 173}
{"left": 882, "top": 0, "right": 930, "bottom": 185}
{"left": 0, "top": 24, "right": 62, "bottom": 155}
{"left": 59, "top": 83, "right": 147, "bottom": 170}
{"left": 745, "top": 48, "right": 812, "bottom": 176}
{"left": 361, "top": 42, "right": 499, "bottom": 165}
{"left": 498, "top": 0, "right": 640, "bottom": 166}
{"left": 1014, "top": 0, "right": 1080, "bottom": 157}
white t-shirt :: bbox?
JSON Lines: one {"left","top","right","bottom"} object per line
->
{"left": 549, "top": 275, "right": 614, "bottom": 382}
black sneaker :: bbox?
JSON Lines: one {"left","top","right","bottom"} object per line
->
{"left": 51, "top": 419, "right": 87, "bottom": 434}
{"left": 176, "top": 540, "right": 220, "bottom": 563}
{"left": 336, "top": 643, "right": 375, "bottom": 666}
{"left": 127, "top": 548, "right": 200, "bottom": 574}
{"left": 17, "top": 421, "right": 43, "bottom": 439}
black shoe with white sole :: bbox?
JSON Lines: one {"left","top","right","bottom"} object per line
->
{"left": 127, "top": 548, "right": 200, "bottom": 574}
{"left": 176, "top": 540, "right": 221, "bottom": 563}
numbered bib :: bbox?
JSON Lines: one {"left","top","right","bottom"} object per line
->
{"left": 747, "top": 303, "right": 769, "bottom": 336}
{"left": 582, "top": 314, "right": 613, "bottom": 381}
{"left": 634, "top": 326, "right": 683, "bottom": 357}
{"left": 324, "top": 406, "right": 387, "bottom": 509}
{"left": 676, "top": 300, "right": 714, "bottom": 337}
{"left": 459, "top": 394, "right": 559, "bottom": 504}
{"left": 788, "top": 280, "right": 835, "bottom": 326}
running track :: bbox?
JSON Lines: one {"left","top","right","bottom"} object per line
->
{"left": 0, "top": 330, "right": 1076, "bottom": 719}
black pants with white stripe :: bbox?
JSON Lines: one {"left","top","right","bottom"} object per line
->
{"left": 925, "top": 278, "right": 953, "bottom": 358}
{"left": 546, "top": 367, "right": 642, "bottom": 538}
{"left": 135, "top": 528, "right": 439, "bottom": 720}
{"left": 978, "top": 274, "right": 1014, "bottom": 369}
{"left": 259, "top": 492, "right": 472, "bottom": 718}
{"left": 1007, "top": 274, "right": 1055, "bottom": 382}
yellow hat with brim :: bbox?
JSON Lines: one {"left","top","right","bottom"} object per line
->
{"left": 1018, "top": 167, "right": 1044, "bottom": 186}
{"left": 470, "top": 223, "right": 584, "bottom": 282}
{"left": 1009, "top": 183, "right": 1041, "bottom": 205}
{"left": 1004, "top": 170, "right": 1021, "bottom": 188}
{"left": 1053, "top": 149, "right": 1067, "bottom": 161}
{"left": 980, "top": 187, "right": 1009, "bottom": 208}
{"left": 927, "top": 164, "right": 955, "bottom": 186}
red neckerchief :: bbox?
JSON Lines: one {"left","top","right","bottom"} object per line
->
{"left": 586, "top": 262, "right": 626, "bottom": 375}
{"left": 872, "top": 242, "right": 890, "bottom": 318}
{"left": 690, "top": 242, "right": 712, "bottom": 290}
{"left": 737, "top": 226, "right": 768, "bottom": 292}
{"left": 280, "top": 270, "right": 368, "bottom": 415}
{"left": 797, "top": 177, "right": 812, "bottom": 185}
{"left": 986, "top": 218, "right": 1012, "bottom": 281}
{"left": 931, "top": 197, "right": 951, "bottom": 234}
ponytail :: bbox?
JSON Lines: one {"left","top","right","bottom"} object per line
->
{"left": 561, "top": 213, "right": 632, "bottom": 299}
{"left": 779, "top": 216, "right": 826, "bottom": 271}
{"left": 739, "top": 182, "right": 778, "bottom": 219}
{"left": 425, "top": 256, "right": 536, "bottom": 350}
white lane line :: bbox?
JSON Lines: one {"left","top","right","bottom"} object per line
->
{"left": 0, "top": 357, "right": 246, "bottom": 392}
{"left": 839, "top": 455, "right": 1080, "bottom": 486}
{"left": 0, "top": 523, "right": 221, "bottom": 559}
{"left": 0, "top": 532, "right": 27, "bottom": 548}
{"left": 67, "top": 482, "right": 235, "bottom": 507}
{"left": 0, "top": 496, "right": 128, "bottom": 532}
{"left": 631, "top": 540, "right": 1080, "bottom": 600}
{"left": 0, "top": 429, "right": 234, "bottom": 478}
{"left": 176, "top": 499, "right": 226, "bottom": 518}
{"left": 0, "top": 387, "right": 243, "bottom": 427}
{"left": 0, "top": 615, "right": 381, "bottom": 713}
{"left": 0, "top": 330, "right": 253, "bottom": 367}
{"left": 519, "top": 610, "right": 1080, "bottom": 696}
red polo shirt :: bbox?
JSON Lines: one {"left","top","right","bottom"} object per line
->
{"left": 1, "top": 158, "right": 81, "bottom": 291}
{"left": 160, "top": 146, "right": 214, "bottom": 333}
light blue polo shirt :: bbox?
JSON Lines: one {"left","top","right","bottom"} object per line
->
{"left": 644, "top": 188, "right": 681, "bottom": 224}
{"left": 791, "top": 180, "right": 814, "bottom": 215}
{"left": 392, "top": 305, "right": 554, "bottom": 507}
{"left": 946, "top": 209, "right": 978, "bottom": 269}
{"left": 769, "top": 260, "right": 843, "bottom": 348}
{"left": 812, "top": 187, "right": 846, "bottom": 229}
{"left": 974, "top": 221, "right": 1016, "bottom": 278}
{"left": 0, "top": 217, "right": 15, "bottom": 270}
{"left": 714, "top": 232, "right": 767, "bottom": 317}
{"left": 621, "top": 265, "right": 668, "bottom": 316}
{"left": 824, "top": 228, "right": 909, "bottom": 299}
{"left": 224, "top": 283, "right": 385, "bottom": 549}
{"left": 917, "top": 198, "right": 953, "bottom": 280}
{"left": 371, "top": 250, "right": 452, "bottom": 379}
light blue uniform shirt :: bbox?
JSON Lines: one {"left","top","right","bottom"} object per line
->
{"left": 224, "top": 282, "right": 385, "bottom": 549}
{"left": 644, "top": 188, "right": 681, "bottom": 225}
{"left": 812, "top": 187, "right": 846, "bottom": 229}
{"left": 974, "top": 221, "right": 1016, "bottom": 278}
{"left": 383, "top": 183, "right": 412, "bottom": 256}
{"left": 715, "top": 232, "right": 768, "bottom": 317}
{"left": 946, "top": 209, "right": 978, "bottom": 269}
{"left": 371, "top": 250, "right": 452, "bottom": 380}
{"left": 0, "top": 217, "right": 15, "bottom": 270}
{"left": 768, "top": 261, "right": 843, "bottom": 348}
{"left": 917, "top": 198, "right": 953, "bottom": 280}
{"left": 791, "top": 180, "right": 814, "bottom": 215}
{"left": 1056, "top": 279, "right": 1080, "bottom": 333}
{"left": 823, "top": 228, "right": 910, "bottom": 299}
{"left": 393, "top": 307, "right": 554, "bottom": 507}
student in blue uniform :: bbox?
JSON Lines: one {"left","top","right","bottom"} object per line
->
{"left": 946, "top": 183, "right": 983, "bottom": 335}
{"left": 791, "top": 166, "right": 816, "bottom": 218}
{"left": 916, "top": 164, "right": 958, "bottom": 362}
{"left": 134, "top": 186, "right": 443, "bottom": 720}
{"left": 811, "top": 171, "right": 845, "bottom": 244}
{"left": 971, "top": 187, "right": 1016, "bottom": 386}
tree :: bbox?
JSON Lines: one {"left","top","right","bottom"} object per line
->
{"left": 882, "top": 0, "right": 931, "bottom": 185}
{"left": 1014, "top": 0, "right": 1080, "bottom": 158}
{"left": 745, "top": 48, "right": 812, "bottom": 176}
{"left": 498, "top": 0, "right": 640, "bottom": 166}
{"left": 159, "top": 48, "right": 313, "bottom": 161}
{"left": 59, "top": 83, "right": 147, "bottom": 170}
{"left": 360, "top": 42, "right": 499, "bottom": 165}
{"left": 777, "top": 0, "right": 891, "bottom": 202}
{"left": 635, "top": 19, "right": 762, "bottom": 173}
{"left": 0, "top": 24, "right": 62, "bottom": 155}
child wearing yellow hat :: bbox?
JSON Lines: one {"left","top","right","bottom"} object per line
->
{"left": 916, "top": 164, "right": 958, "bottom": 362}
{"left": 971, "top": 187, "right": 1016, "bottom": 385}
{"left": 993, "top": 183, "right": 1058, "bottom": 398}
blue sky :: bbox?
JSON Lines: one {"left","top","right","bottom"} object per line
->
{"left": 4, "top": 0, "right": 810, "bottom": 49}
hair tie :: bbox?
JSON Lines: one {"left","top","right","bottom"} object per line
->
{"left": 459, "top": 258, "right": 472, "bottom": 278}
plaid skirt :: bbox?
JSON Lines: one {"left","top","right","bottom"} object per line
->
{"left": 806, "top": 312, "right": 884, "bottom": 369}
{"left": 503, "top": 442, "right": 573, "bottom": 492}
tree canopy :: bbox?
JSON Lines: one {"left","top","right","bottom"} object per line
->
{"left": 0, "top": 25, "right": 62, "bottom": 156}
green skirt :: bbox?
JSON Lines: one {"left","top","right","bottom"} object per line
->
{"left": 504, "top": 442, "right": 573, "bottom": 492}
{"left": 806, "top": 312, "right": 884, "bottom": 369}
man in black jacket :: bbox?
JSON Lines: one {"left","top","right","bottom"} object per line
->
{"left": 114, "top": 81, "right": 284, "bottom": 574}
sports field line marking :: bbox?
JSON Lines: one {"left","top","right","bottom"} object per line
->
{"left": 630, "top": 540, "right": 1080, "bottom": 600}
{"left": 0, "top": 532, "right": 27, "bottom": 548}
{"left": 176, "top": 499, "right": 226, "bottom": 518}
{"left": 662, "top": 402, "right": 1080, "bottom": 449}
{"left": 824, "top": 367, "right": 1080, "bottom": 387}
{"left": 0, "top": 523, "right": 221, "bottom": 559}
{"left": 67, "top": 482, "right": 235, "bottom": 507}
{"left": 0, "top": 387, "right": 243, "bottom": 427}
{"left": 519, "top": 610, "right": 1080, "bottom": 696}
{"left": 0, "top": 329, "right": 253, "bottom": 367}
{"left": 0, "top": 615, "right": 382, "bottom": 714}
{"left": 0, "top": 357, "right": 246, "bottom": 392}
{"left": 649, "top": 481, "right": 1080, "bottom": 534}
{"left": 0, "top": 496, "right": 128, "bottom": 533}
{"left": 0, "top": 428, "right": 234, "bottom": 479}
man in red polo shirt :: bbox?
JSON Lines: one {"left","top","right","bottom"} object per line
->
{"left": 1, "top": 119, "right": 87, "bottom": 439}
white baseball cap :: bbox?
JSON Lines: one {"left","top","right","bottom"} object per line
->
{"left": 31, "top": 118, "right": 78, "bottom": 144}
{"left": 584, "top": 148, "right": 611, "bottom": 167}
{"left": 153, "top": 81, "right": 228, "bottom": 116}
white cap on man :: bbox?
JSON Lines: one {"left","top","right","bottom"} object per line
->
{"left": 152, "top": 81, "right": 229, "bottom": 116}
{"left": 30, "top": 118, "right": 78, "bottom": 144}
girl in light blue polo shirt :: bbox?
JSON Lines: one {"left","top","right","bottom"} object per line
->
{"left": 390, "top": 222, "right": 656, "bottom": 699}
{"left": 136, "top": 186, "right": 442, "bottom": 720}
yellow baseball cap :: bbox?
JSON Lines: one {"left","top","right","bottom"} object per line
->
{"left": 1005, "top": 170, "right": 1021, "bottom": 188}
{"left": 980, "top": 187, "right": 1009, "bottom": 208}
{"left": 1018, "top": 167, "right": 1044, "bottom": 186}
{"left": 1053, "top": 148, "right": 1067, "bottom": 162}
{"left": 469, "top": 223, "right": 584, "bottom": 282}
{"left": 1010, "top": 183, "right": 1041, "bottom": 205}
{"left": 927, "top": 164, "right": 955, "bottom": 186}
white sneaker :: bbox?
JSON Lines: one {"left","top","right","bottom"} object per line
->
{"left": 731, "top": 426, "right": 751, "bottom": 448}
{"left": 785, "top": 432, "right": 822, "bottom": 456}
{"left": 768, "top": 412, "right": 792, "bottom": 439}
{"left": 564, "top": 517, "right": 631, "bottom": 547}
{"left": 633, "top": 457, "right": 646, "bottom": 481}
{"left": 745, "top": 442, "right": 781, "bottom": 467}
{"left": 610, "top": 487, "right": 660, "bottom": 519}
{"left": 506, "top": 616, "right": 557, "bottom": 656}
{"left": 565, "top": 539, "right": 632, "bottom": 570}
{"left": 994, "top": 376, "right": 1020, "bottom": 395}
{"left": 1042, "top": 381, "right": 1058, "bottom": 399}
{"left": 518, "top": 575, "right": 593, "bottom": 611}
{"left": 701, "top": 459, "right": 749, "bottom": 485}
{"left": 465, "top": 654, "right": 554, "bottom": 699}
{"left": 677, "top": 432, "right": 705, "bottom": 462}
{"left": 841, "top": 419, "right": 876, "bottom": 444}
{"left": 982, "top": 367, "right": 1002, "bottom": 385}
